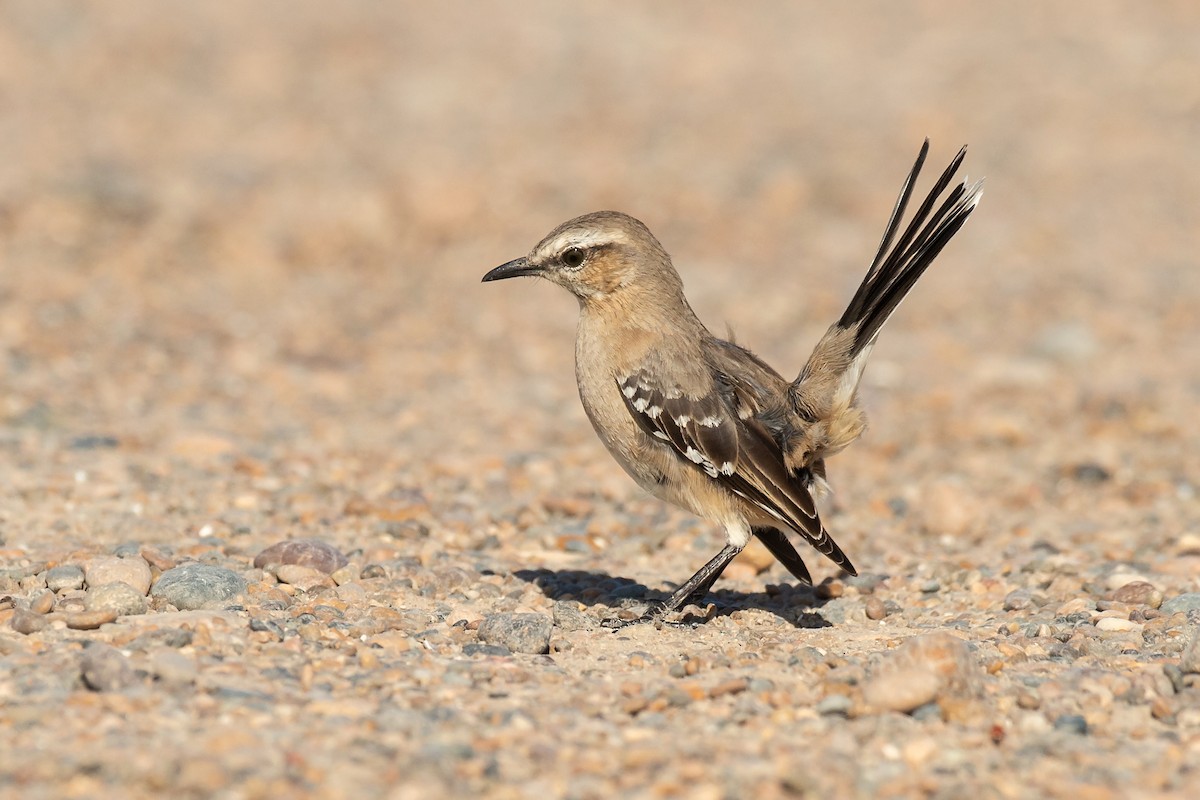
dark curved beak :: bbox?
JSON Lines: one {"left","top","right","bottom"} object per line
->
{"left": 482, "top": 257, "right": 540, "bottom": 283}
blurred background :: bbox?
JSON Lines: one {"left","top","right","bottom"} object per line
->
{"left": 0, "top": 1, "right": 1196, "bottom": 563}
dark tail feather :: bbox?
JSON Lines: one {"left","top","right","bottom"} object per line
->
{"left": 839, "top": 141, "right": 982, "bottom": 357}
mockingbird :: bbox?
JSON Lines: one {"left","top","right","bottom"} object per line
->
{"left": 484, "top": 141, "right": 982, "bottom": 623}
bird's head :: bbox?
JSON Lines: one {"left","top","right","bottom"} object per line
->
{"left": 483, "top": 211, "right": 681, "bottom": 304}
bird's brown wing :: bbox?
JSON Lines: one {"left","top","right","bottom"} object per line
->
{"left": 617, "top": 369, "right": 856, "bottom": 577}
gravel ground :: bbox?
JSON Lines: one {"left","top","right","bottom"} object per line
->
{"left": 2, "top": 3, "right": 1199, "bottom": 798}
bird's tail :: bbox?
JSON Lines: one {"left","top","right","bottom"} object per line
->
{"left": 785, "top": 141, "right": 981, "bottom": 465}
{"left": 838, "top": 140, "right": 982, "bottom": 358}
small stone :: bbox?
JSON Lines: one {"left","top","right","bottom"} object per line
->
{"left": 1095, "top": 617, "right": 1141, "bottom": 633}
{"left": 10, "top": 608, "right": 47, "bottom": 634}
{"left": 80, "top": 643, "right": 135, "bottom": 692}
{"left": 708, "top": 678, "right": 749, "bottom": 698}
{"left": 865, "top": 597, "right": 888, "bottom": 620}
{"left": 1109, "top": 581, "right": 1163, "bottom": 609}
{"left": 816, "top": 579, "right": 844, "bottom": 600}
{"left": 1016, "top": 690, "right": 1041, "bottom": 710}
{"left": 476, "top": 613, "right": 552, "bottom": 655}
{"left": 253, "top": 538, "right": 348, "bottom": 574}
{"left": 1104, "top": 572, "right": 1149, "bottom": 592}
{"left": 65, "top": 609, "right": 119, "bottom": 629}
{"left": 44, "top": 565, "right": 85, "bottom": 592}
{"left": 85, "top": 582, "right": 149, "bottom": 617}
{"left": 816, "top": 694, "right": 853, "bottom": 716}
{"left": 1179, "top": 630, "right": 1200, "bottom": 674}
{"left": 735, "top": 537, "right": 775, "bottom": 574}
{"left": 863, "top": 667, "right": 942, "bottom": 713}
{"left": 1174, "top": 534, "right": 1200, "bottom": 557}
{"left": 149, "top": 649, "right": 198, "bottom": 687}
{"left": 552, "top": 601, "right": 594, "bottom": 632}
{"left": 861, "top": 633, "right": 981, "bottom": 714}
{"left": 85, "top": 556, "right": 152, "bottom": 595}
{"left": 1003, "top": 589, "right": 1034, "bottom": 611}
{"left": 462, "top": 643, "right": 512, "bottom": 658}
{"left": 29, "top": 590, "right": 55, "bottom": 614}
{"left": 330, "top": 564, "right": 360, "bottom": 586}
{"left": 274, "top": 564, "right": 334, "bottom": 591}
{"left": 1161, "top": 593, "right": 1200, "bottom": 615}
{"left": 1053, "top": 714, "right": 1088, "bottom": 735}
{"left": 150, "top": 564, "right": 247, "bottom": 610}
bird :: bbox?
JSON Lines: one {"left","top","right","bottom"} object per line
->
{"left": 483, "top": 140, "right": 982, "bottom": 624}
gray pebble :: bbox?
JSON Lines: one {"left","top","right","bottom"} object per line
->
{"left": 551, "top": 601, "right": 593, "bottom": 632}
{"left": 150, "top": 563, "right": 247, "bottom": 610}
{"left": 149, "top": 649, "right": 198, "bottom": 687}
{"left": 1179, "top": 629, "right": 1200, "bottom": 675}
{"left": 816, "top": 694, "right": 853, "bottom": 716}
{"left": 1161, "top": 593, "right": 1200, "bottom": 615}
{"left": 45, "top": 564, "right": 86, "bottom": 592}
{"left": 920, "top": 579, "right": 942, "bottom": 594}
{"left": 80, "top": 643, "right": 135, "bottom": 692}
{"left": 1053, "top": 714, "right": 1089, "bottom": 735}
{"left": 1004, "top": 589, "right": 1034, "bottom": 611}
{"left": 476, "top": 612, "right": 552, "bottom": 655}
{"left": 463, "top": 642, "right": 512, "bottom": 658}
{"left": 85, "top": 582, "right": 148, "bottom": 617}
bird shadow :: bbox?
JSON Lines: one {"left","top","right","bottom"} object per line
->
{"left": 514, "top": 568, "right": 834, "bottom": 629}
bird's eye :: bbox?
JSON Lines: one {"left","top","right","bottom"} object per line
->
{"left": 561, "top": 247, "right": 585, "bottom": 269}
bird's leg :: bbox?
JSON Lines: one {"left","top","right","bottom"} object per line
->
{"left": 602, "top": 543, "right": 742, "bottom": 629}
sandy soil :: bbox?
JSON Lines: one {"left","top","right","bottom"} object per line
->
{"left": 1, "top": 2, "right": 1199, "bottom": 798}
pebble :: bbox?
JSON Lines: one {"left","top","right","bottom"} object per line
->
{"left": 1179, "top": 630, "right": 1200, "bottom": 674}
{"left": 253, "top": 538, "right": 349, "bottom": 574}
{"left": 865, "top": 597, "right": 888, "bottom": 620}
{"left": 66, "top": 609, "right": 119, "bottom": 629}
{"left": 1003, "top": 589, "right": 1034, "bottom": 611}
{"left": 44, "top": 564, "right": 85, "bottom": 592}
{"left": 552, "top": 601, "right": 594, "bottom": 632}
{"left": 10, "top": 608, "right": 48, "bottom": 634}
{"left": 85, "top": 556, "right": 153, "bottom": 595}
{"left": 1161, "top": 593, "right": 1200, "bottom": 615}
{"left": 80, "top": 643, "right": 136, "bottom": 692}
{"left": 274, "top": 564, "right": 335, "bottom": 591}
{"left": 85, "top": 582, "right": 149, "bottom": 616}
{"left": 1053, "top": 714, "right": 1089, "bottom": 735}
{"left": 1109, "top": 581, "right": 1162, "bottom": 608}
{"left": 816, "top": 694, "right": 853, "bottom": 716}
{"left": 149, "top": 649, "right": 199, "bottom": 687}
{"left": 29, "top": 589, "right": 55, "bottom": 614}
{"left": 150, "top": 564, "right": 248, "bottom": 610}
{"left": 861, "top": 633, "right": 980, "bottom": 714}
{"left": 1104, "top": 572, "right": 1149, "bottom": 592}
{"left": 1094, "top": 617, "right": 1140, "bottom": 633}
{"left": 476, "top": 613, "right": 553, "bottom": 655}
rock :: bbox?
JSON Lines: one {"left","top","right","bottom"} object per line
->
{"left": 274, "top": 564, "right": 334, "bottom": 591}
{"left": 1003, "top": 589, "right": 1034, "bottom": 611}
{"left": 149, "top": 649, "right": 198, "bottom": 687}
{"left": 463, "top": 643, "right": 512, "bottom": 658}
{"left": 861, "top": 633, "right": 981, "bottom": 714}
{"left": 29, "top": 590, "right": 55, "bottom": 614}
{"left": 11, "top": 608, "right": 47, "bottom": 635}
{"left": 85, "top": 582, "right": 149, "bottom": 616}
{"left": 85, "top": 556, "right": 152, "bottom": 595}
{"left": 330, "top": 564, "right": 361, "bottom": 586}
{"left": 862, "top": 667, "right": 943, "bottom": 713}
{"left": 44, "top": 564, "right": 85, "bottom": 592}
{"left": 80, "top": 643, "right": 135, "bottom": 692}
{"left": 1053, "top": 714, "right": 1089, "bottom": 735}
{"left": 865, "top": 597, "right": 888, "bottom": 620}
{"left": 253, "top": 539, "right": 348, "bottom": 574}
{"left": 552, "top": 601, "right": 593, "bottom": 632}
{"left": 1179, "top": 630, "right": 1200, "bottom": 674}
{"left": 1161, "top": 593, "right": 1200, "bottom": 615}
{"left": 65, "top": 609, "right": 119, "bottom": 629}
{"left": 150, "top": 564, "right": 247, "bottom": 610}
{"left": 476, "top": 612, "right": 552, "bottom": 655}
{"left": 1109, "top": 581, "right": 1163, "bottom": 608}
{"left": 1095, "top": 617, "right": 1140, "bottom": 633}
{"left": 815, "top": 694, "right": 853, "bottom": 716}
{"left": 735, "top": 537, "right": 775, "bottom": 574}
{"left": 1104, "top": 571, "right": 1149, "bottom": 592}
